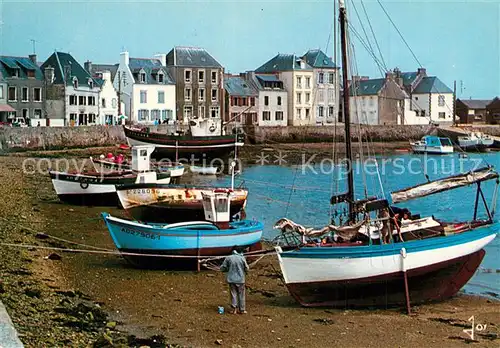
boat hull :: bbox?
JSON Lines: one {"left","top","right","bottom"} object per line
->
{"left": 411, "top": 144, "right": 454, "bottom": 154}
{"left": 277, "top": 228, "right": 496, "bottom": 308}
{"left": 102, "top": 214, "right": 263, "bottom": 269}
{"left": 116, "top": 184, "right": 248, "bottom": 223}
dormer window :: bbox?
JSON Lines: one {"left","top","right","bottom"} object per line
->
{"left": 88, "top": 78, "right": 94, "bottom": 89}
{"left": 73, "top": 77, "right": 78, "bottom": 89}
{"left": 158, "top": 72, "right": 164, "bottom": 83}
{"left": 140, "top": 73, "right": 146, "bottom": 83}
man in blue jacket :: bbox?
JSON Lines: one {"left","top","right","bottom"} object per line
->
{"left": 220, "top": 246, "right": 249, "bottom": 314}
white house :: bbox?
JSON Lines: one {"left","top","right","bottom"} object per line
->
{"left": 248, "top": 72, "right": 288, "bottom": 127}
{"left": 85, "top": 62, "right": 120, "bottom": 125}
{"left": 302, "top": 49, "right": 340, "bottom": 124}
{"left": 256, "top": 54, "right": 314, "bottom": 126}
{"left": 114, "top": 52, "right": 176, "bottom": 124}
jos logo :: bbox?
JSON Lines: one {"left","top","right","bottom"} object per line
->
{"left": 463, "top": 316, "right": 487, "bottom": 340}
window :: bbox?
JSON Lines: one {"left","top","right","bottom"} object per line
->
{"left": 151, "top": 109, "right": 161, "bottom": 121}
{"left": 199, "top": 105, "right": 206, "bottom": 119}
{"left": 474, "top": 114, "right": 483, "bottom": 121}
{"left": 21, "top": 87, "right": 28, "bottom": 102}
{"left": 140, "top": 90, "right": 147, "bottom": 103}
{"left": 138, "top": 109, "right": 149, "bottom": 121}
{"left": 88, "top": 79, "right": 94, "bottom": 89}
{"left": 438, "top": 95, "right": 445, "bottom": 106}
{"left": 88, "top": 96, "right": 96, "bottom": 106}
{"left": 185, "top": 88, "right": 192, "bottom": 102}
{"left": 275, "top": 111, "right": 284, "bottom": 121}
{"left": 185, "top": 69, "right": 191, "bottom": 83}
{"left": 277, "top": 96, "right": 282, "bottom": 106}
{"left": 296, "top": 76, "right": 302, "bottom": 89}
{"left": 211, "top": 71, "right": 218, "bottom": 84}
{"left": 250, "top": 97, "right": 255, "bottom": 106}
{"left": 79, "top": 96, "right": 86, "bottom": 105}
{"left": 69, "top": 95, "right": 77, "bottom": 105}
{"left": 88, "top": 113, "right": 96, "bottom": 123}
{"left": 158, "top": 91, "right": 165, "bottom": 104}
{"left": 329, "top": 106, "right": 334, "bottom": 117}
{"left": 102, "top": 98, "right": 106, "bottom": 108}
{"left": 328, "top": 89, "right": 335, "bottom": 102}
{"left": 318, "top": 72, "right": 324, "bottom": 84}
{"left": 70, "top": 113, "right": 77, "bottom": 124}
{"left": 305, "top": 93, "right": 310, "bottom": 103}
{"left": 8, "top": 87, "right": 16, "bottom": 101}
{"left": 415, "top": 96, "right": 419, "bottom": 101}
{"left": 318, "top": 90, "right": 324, "bottom": 103}
{"left": 264, "top": 96, "right": 269, "bottom": 106}
{"left": 305, "top": 77, "right": 311, "bottom": 88}
{"left": 318, "top": 106, "right": 324, "bottom": 117}
{"left": 140, "top": 73, "right": 146, "bottom": 83}
{"left": 210, "top": 106, "right": 219, "bottom": 118}
{"left": 305, "top": 108, "right": 310, "bottom": 119}
{"left": 296, "top": 108, "right": 302, "bottom": 119}
{"left": 296, "top": 92, "right": 302, "bottom": 104}
{"left": 73, "top": 78, "right": 78, "bottom": 89}
{"left": 78, "top": 113, "right": 87, "bottom": 125}
{"left": 0, "top": 86, "right": 3, "bottom": 99}
{"left": 421, "top": 110, "right": 426, "bottom": 117}
{"left": 263, "top": 111, "right": 271, "bottom": 121}
{"left": 162, "top": 109, "right": 173, "bottom": 120}
{"left": 211, "top": 88, "right": 217, "bottom": 102}
{"left": 242, "top": 98, "right": 247, "bottom": 106}
{"left": 22, "top": 109, "right": 28, "bottom": 119}
{"left": 112, "top": 98, "right": 117, "bottom": 108}
{"left": 198, "top": 70, "right": 205, "bottom": 83}
{"left": 328, "top": 73, "right": 335, "bottom": 84}
{"left": 158, "top": 72, "right": 164, "bottom": 83}
{"left": 34, "top": 109, "right": 42, "bottom": 118}
{"left": 438, "top": 112, "right": 446, "bottom": 119}
{"left": 184, "top": 106, "right": 193, "bottom": 119}
{"left": 199, "top": 88, "right": 205, "bottom": 101}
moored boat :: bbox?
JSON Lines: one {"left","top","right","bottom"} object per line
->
{"left": 50, "top": 145, "right": 170, "bottom": 206}
{"left": 457, "top": 132, "right": 493, "bottom": 152}
{"left": 115, "top": 184, "right": 248, "bottom": 223}
{"left": 102, "top": 190, "right": 263, "bottom": 268}
{"left": 189, "top": 165, "right": 219, "bottom": 175}
{"left": 410, "top": 135, "right": 454, "bottom": 154}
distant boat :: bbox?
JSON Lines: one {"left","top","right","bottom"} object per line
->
{"left": 123, "top": 119, "right": 243, "bottom": 161}
{"left": 457, "top": 132, "right": 493, "bottom": 152}
{"left": 189, "top": 165, "right": 219, "bottom": 175}
{"left": 50, "top": 146, "right": 170, "bottom": 206}
{"left": 116, "top": 184, "right": 248, "bottom": 223}
{"left": 101, "top": 190, "right": 263, "bottom": 268}
{"left": 410, "top": 135, "right": 454, "bottom": 154}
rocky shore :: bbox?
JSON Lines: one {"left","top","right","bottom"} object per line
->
{"left": 0, "top": 152, "right": 498, "bottom": 347}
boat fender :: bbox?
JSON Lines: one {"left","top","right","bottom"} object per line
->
{"left": 80, "top": 182, "right": 89, "bottom": 189}
{"left": 209, "top": 125, "right": 216, "bottom": 132}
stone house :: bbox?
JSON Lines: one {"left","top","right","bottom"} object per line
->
{"left": 456, "top": 99, "right": 491, "bottom": 124}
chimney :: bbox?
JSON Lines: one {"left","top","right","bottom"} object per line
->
{"left": 417, "top": 68, "right": 427, "bottom": 77}
{"left": 44, "top": 66, "right": 55, "bottom": 84}
{"left": 385, "top": 71, "right": 395, "bottom": 80}
{"left": 29, "top": 54, "right": 37, "bottom": 64}
{"left": 84, "top": 60, "right": 92, "bottom": 74}
{"left": 154, "top": 53, "right": 167, "bottom": 66}
{"left": 120, "top": 51, "right": 129, "bottom": 66}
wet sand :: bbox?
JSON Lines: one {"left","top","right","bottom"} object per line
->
{"left": 0, "top": 153, "right": 498, "bottom": 347}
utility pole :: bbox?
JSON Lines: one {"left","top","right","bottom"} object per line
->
{"left": 117, "top": 71, "right": 122, "bottom": 118}
{"left": 453, "top": 80, "right": 457, "bottom": 126}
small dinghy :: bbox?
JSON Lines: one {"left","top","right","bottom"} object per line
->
{"left": 189, "top": 165, "right": 219, "bottom": 175}
{"left": 102, "top": 190, "right": 263, "bottom": 269}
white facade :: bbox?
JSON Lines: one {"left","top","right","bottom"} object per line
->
{"left": 96, "top": 71, "right": 119, "bottom": 125}
{"left": 114, "top": 52, "right": 176, "bottom": 125}
{"left": 313, "top": 68, "right": 339, "bottom": 125}
{"left": 66, "top": 82, "right": 100, "bottom": 126}
{"left": 349, "top": 95, "right": 379, "bottom": 125}
{"left": 279, "top": 69, "right": 314, "bottom": 126}
{"left": 411, "top": 93, "right": 454, "bottom": 124}
{"left": 258, "top": 90, "right": 288, "bottom": 126}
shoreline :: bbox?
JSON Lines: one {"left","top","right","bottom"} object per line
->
{"left": 0, "top": 154, "right": 498, "bottom": 347}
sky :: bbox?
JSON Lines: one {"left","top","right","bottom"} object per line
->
{"left": 0, "top": 0, "right": 498, "bottom": 99}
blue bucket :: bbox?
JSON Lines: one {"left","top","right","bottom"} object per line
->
{"left": 218, "top": 306, "right": 225, "bottom": 314}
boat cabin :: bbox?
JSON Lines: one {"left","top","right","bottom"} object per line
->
{"left": 202, "top": 190, "right": 232, "bottom": 229}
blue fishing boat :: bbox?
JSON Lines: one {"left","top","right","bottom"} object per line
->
{"left": 102, "top": 190, "right": 263, "bottom": 268}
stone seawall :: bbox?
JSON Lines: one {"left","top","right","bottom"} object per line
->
{"left": 246, "top": 124, "right": 436, "bottom": 144}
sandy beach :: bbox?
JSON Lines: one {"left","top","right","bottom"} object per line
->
{"left": 0, "top": 151, "right": 498, "bottom": 347}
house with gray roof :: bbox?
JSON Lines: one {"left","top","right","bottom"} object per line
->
{"left": 85, "top": 61, "right": 120, "bottom": 125}
{"left": 397, "top": 68, "right": 454, "bottom": 124}
{"left": 41, "top": 52, "right": 101, "bottom": 126}
{"left": 456, "top": 98, "right": 492, "bottom": 124}
{"left": 301, "top": 49, "right": 340, "bottom": 125}
{"left": 114, "top": 52, "right": 176, "bottom": 125}
{"left": 256, "top": 53, "right": 313, "bottom": 126}
{"left": 165, "top": 47, "right": 225, "bottom": 134}
{"left": 224, "top": 74, "right": 258, "bottom": 126}
{"left": 0, "top": 54, "right": 44, "bottom": 125}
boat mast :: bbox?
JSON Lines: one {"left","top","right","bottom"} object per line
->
{"left": 339, "top": 0, "right": 356, "bottom": 222}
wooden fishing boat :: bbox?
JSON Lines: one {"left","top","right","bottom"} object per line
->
{"left": 102, "top": 190, "right": 263, "bottom": 268}
{"left": 274, "top": 1, "right": 499, "bottom": 311}
{"left": 116, "top": 184, "right": 248, "bottom": 223}
{"left": 123, "top": 125, "right": 244, "bottom": 160}
{"left": 50, "top": 145, "right": 170, "bottom": 206}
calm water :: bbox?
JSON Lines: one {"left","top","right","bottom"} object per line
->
{"left": 204, "top": 152, "right": 500, "bottom": 296}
